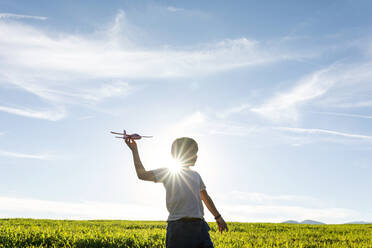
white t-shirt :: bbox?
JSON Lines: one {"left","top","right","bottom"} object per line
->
{"left": 153, "top": 167, "right": 206, "bottom": 221}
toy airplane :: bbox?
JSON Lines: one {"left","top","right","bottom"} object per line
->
{"left": 110, "top": 130, "right": 153, "bottom": 140}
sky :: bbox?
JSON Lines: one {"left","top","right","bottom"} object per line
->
{"left": 1, "top": 0, "right": 372, "bottom": 224}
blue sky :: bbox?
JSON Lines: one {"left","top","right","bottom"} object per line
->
{"left": 1, "top": 0, "right": 372, "bottom": 223}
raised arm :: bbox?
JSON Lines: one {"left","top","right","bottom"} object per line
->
{"left": 125, "top": 138, "right": 156, "bottom": 181}
{"left": 200, "top": 189, "right": 228, "bottom": 233}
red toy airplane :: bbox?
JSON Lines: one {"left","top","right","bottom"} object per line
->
{"left": 110, "top": 130, "right": 153, "bottom": 140}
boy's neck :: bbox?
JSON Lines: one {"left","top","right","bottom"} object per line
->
{"left": 182, "top": 164, "right": 194, "bottom": 168}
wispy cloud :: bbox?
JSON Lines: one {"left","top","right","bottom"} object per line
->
{"left": 0, "top": 196, "right": 165, "bottom": 220}
{"left": 251, "top": 67, "right": 337, "bottom": 123}
{"left": 0, "top": 150, "right": 53, "bottom": 160}
{"left": 216, "top": 103, "right": 251, "bottom": 118}
{"left": 0, "top": 22, "right": 299, "bottom": 79}
{"left": 275, "top": 127, "right": 372, "bottom": 142}
{"left": 224, "top": 191, "right": 318, "bottom": 205}
{"left": 81, "top": 81, "right": 133, "bottom": 101}
{"left": 210, "top": 190, "right": 361, "bottom": 223}
{"left": 250, "top": 61, "right": 372, "bottom": 123}
{"left": 222, "top": 204, "right": 360, "bottom": 224}
{"left": 310, "top": 111, "right": 372, "bottom": 119}
{"left": 169, "top": 111, "right": 263, "bottom": 138}
{"left": 165, "top": 111, "right": 372, "bottom": 149}
{"left": 0, "top": 10, "right": 308, "bottom": 120}
{"left": 0, "top": 13, "right": 47, "bottom": 20}
{"left": 0, "top": 105, "right": 66, "bottom": 121}
{"left": 0, "top": 195, "right": 362, "bottom": 223}
{"left": 163, "top": 6, "right": 208, "bottom": 18}
{"left": 166, "top": 6, "right": 184, "bottom": 12}
{"left": 332, "top": 101, "right": 372, "bottom": 108}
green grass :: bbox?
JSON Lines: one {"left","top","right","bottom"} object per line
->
{"left": 1, "top": 219, "right": 372, "bottom": 247}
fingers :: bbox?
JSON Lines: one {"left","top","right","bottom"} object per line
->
{"left": 125, "top": 138, "right": 132, "bottom": 148}
{"left": 217, "top": 220, "right": 228, "bottom": 233}
{"left": 124, "top": 138, "right": 137, "bottom": 151}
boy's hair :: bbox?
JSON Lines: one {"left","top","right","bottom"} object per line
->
{"left": 171, "top": 137, "right": 198, "bottom": 163}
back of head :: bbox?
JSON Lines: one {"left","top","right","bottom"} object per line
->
{"left": 171, "top": 137, "right": 198, "bottom": 166}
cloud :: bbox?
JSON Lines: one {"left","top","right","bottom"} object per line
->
{"left": 250, "top": 61, "right": 372, "bottom": 123}
{"left": 0, "top": 196, "right": 165, "bottom": 220}
{"left": 0, "top": 22, "right": 297, "bottom": 79}
{"left": 82, "top": 81, "right": 133, "bottom": 101}
{"left": 0, "top": 105, "right": 66, "bottom": 121}
{"left": 0, "top": 150, "right": 53, "bottom": 160}
{"left": 333, "top": 101, "right": 372, "bottom": 108}
{"left": 163, "top": 107, "right": 372, "bottom": 149}
{"left": 251, "top": 67, "right": 337, "bottom": 123}
{"left": 275, "top": 127, "right": 372, "bottom": 142}
{"left": 216, "top": 103, "right": 251, "bottom": 118}
{"left": 166, "top": 6, "right": 184, "bottom": 12}
{"left": 222, "top": 204, "right": 360, "bottom": 224}
{"left": 0, "top": 10, "right": 309, "bottom": 120}
{"left": 310, "top": 111, "right": 372, "bottom": 119}
{"left": 0, "top": 195, "right": 362, "bottom": 223}
{"left": 214, "top": 191, "right": 360, "bottom": 224}
{"left": 163, "top": 6, "right": 208, "bottom": 18}
{"left": 163, "top": 110, "right": 372, "bottom": 149}
{"left": 169, "top": 111, "right": 264, "bottom": 138}
{"left": 226, "top": 191, "right": 317, "bottom": 205}
{"left": 0, "top": 13, "right": 47, "bottom": 20}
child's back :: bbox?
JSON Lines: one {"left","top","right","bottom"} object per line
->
{"left": 153, "top": 167, "right": 206, "bottom": 221}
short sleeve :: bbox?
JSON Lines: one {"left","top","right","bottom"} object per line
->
{"left": 199, "top": 174, "right": 206, "bottom": 191}
{"left": 152, "top": 168, "right": 170, "bottom": 183}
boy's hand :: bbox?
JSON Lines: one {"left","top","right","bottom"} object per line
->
{"left": 125, "top": 138, "right": 137, "bottom": 151}
{"left": 216, "top": 217, "right": 228, "bottom": 233}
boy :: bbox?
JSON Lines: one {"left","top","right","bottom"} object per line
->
{"left": 125, "top": 137, "right": 228, "bottom": 248}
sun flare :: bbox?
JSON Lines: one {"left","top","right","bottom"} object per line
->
{"left": 167, "top": 162, "right": 182, "bottom": 174}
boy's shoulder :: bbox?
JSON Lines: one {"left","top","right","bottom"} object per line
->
{"left": 186, "top": 168, "right": 203, "bottom": 179}
{"left": 152, "top": 167, "right": 170, "bottom": 183}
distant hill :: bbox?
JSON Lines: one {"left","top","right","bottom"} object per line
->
{"left": 344, "top": 221, "right": 372, "bottom": 224}
{"left": 301, "top": 220, "right": 325, "bottom": 225}
{"left": 282, "top": 220, "right": 325, "bottom": 225}
{"left": 282, "top": 220, "right": 300, "bottom": 224}
{"left": 283, "top": 220, "right": 372, "bottom": 225}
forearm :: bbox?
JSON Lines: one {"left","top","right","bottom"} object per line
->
{"left": 131, "top": 149, "right": 147, "bottom": 178}
{"left": 203, "top": 194, "right": 220, "bottom": 218}
{"left": 201, "top": 190, "right": 228, "bottom": 233}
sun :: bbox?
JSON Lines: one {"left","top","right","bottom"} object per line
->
{"left": 167, "top": 162, "right": 182, "bottom": 174}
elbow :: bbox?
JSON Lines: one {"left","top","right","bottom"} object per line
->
{"left": 137, "top": 173, "right": 145, "bottom": 180}
{"left": 137, "top": 172, "right": 148, "bottom": 181}
{"left": 136, "top": 170, "right": 154, "bottom": 181}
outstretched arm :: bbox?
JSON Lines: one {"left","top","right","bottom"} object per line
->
{"left": 200, "top": 189, "right": 228, "bottom": 233}
{"left": 125, "top": 138, "right": 156, "bottom": 181}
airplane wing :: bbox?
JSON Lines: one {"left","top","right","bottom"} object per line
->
{"left": 111, "top": 131, "right": 125, "bottom": 135}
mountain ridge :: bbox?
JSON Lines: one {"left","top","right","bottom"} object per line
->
{"left": 282, "top": 220, "right": 372, "bottom": 224}
{"left": 282, "top": 220, "right": 325, "bottom": 225}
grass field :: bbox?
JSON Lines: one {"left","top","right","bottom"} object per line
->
{"left": 1, "top": 219, "right": 372, "bottom": 247}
